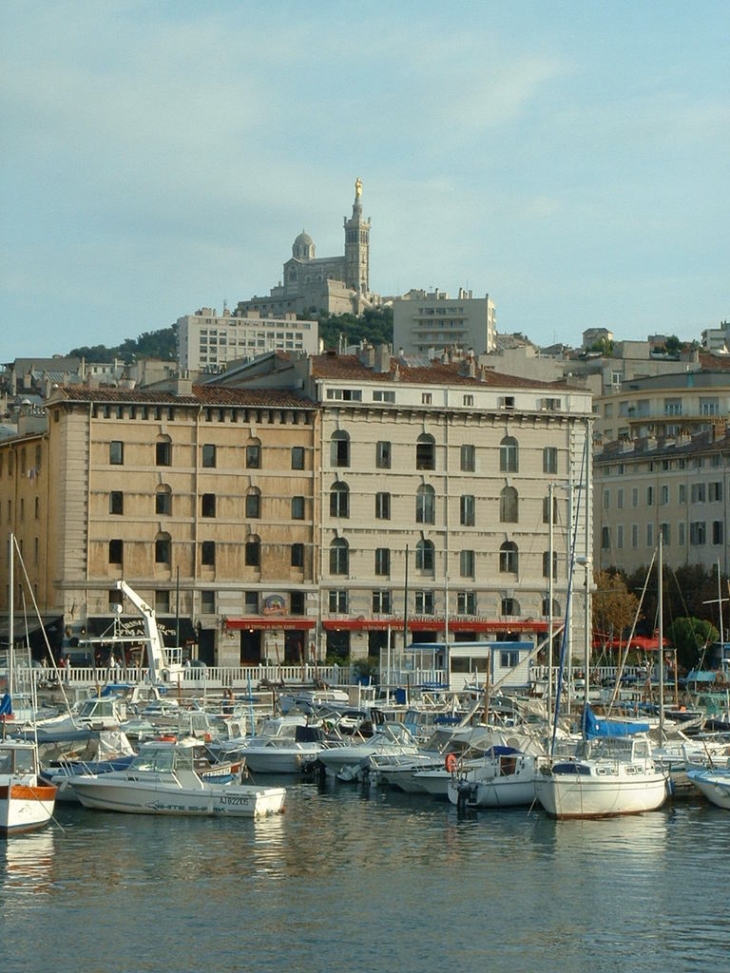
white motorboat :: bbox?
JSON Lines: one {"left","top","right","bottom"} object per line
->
{"left": 242, "top": 724, "right": 330, "bottom": 774}
{"left": 69, "top": 737, "right": 286, "bottom": 817}
{"left": 686, "top": 766, "right": 730, "bottom": 809}
{"left": 0, "top": 738, "right": 57, "bottom": 835}
{"left": 316, "top": 722, "right": 419, "bottom": 780}
{"left": 447, "top": 746, "right": 538, "bottom": 809}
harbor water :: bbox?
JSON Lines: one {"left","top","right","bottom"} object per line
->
{"left": 2, "top": 780, "right": 729, "bottom": 973}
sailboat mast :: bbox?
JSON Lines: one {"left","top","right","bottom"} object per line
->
{"left": 658, "top": 534, "right": 664, "bottom": 742}
{"left": 8, "top": 533, "right": 14, "bottom": 699}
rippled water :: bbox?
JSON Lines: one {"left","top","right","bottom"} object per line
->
{"left": 2, "top": 782, "right": 728, "bottom": 973}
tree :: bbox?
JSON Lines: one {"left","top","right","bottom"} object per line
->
{"left": 592, "top": 570, "right": 640, "bottom": 649}
{"left": 663, "top": 334, "right": 682, "bottom": 356}
{"left": 316, "top": 307, "right": 393, "bottom": 350}
{"left": 666, "top": 617, "right": 718, "bottom": 672}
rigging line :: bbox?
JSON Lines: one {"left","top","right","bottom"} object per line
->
{"left": 609, "top": 547, "right": 656, "bottom": 714}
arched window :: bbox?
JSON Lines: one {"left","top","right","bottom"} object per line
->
{"left": 416, "top": 433, "right": 435, "bottom": 471}
{"left": 500, "top": 436, "right": 518, "bottom": 473}
{"left": 330, "top": 481, "right": 350, "bottom": 518}
{"left": 499, "top": 486, "right": 518, "bottom": 523}
{"left": 329, "top": 538, "right": 349, "bottom": 575}
{"left": 501, "top": 597, "right": 520, "bottom": 616}
{"left": 499, "top": 541, "right": 518, "bottom": 574}
{"left": 155, "top": 532, "right": 171, "bottom": 565}
{"left": 245, "top": 535, "right": 261, "bottom": 567}
{"left": 156, "top": 435, "right": 172, "bottom": 467}
{"left": 156, "top": 484, "right": 172, "bottom": 516}
{"left": 245, "top": 488, "right": 261, "bottom": 519}
{"left": 416, "top": 484, "right": 435, "bottom": 524}
{"left": 416, "top": 539, "right": 435, "bottom": 572}
{"left": 331, "top": 431, "right": 350, "bottom": 468}
{"left": 542, "top": 597, "right": 561, "bottom": 617}
{"left": 246, "top": 438, "right": 261, "bottom": 469}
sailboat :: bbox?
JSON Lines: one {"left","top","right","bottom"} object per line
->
{"left": 0, "top": 534, "right": 57, "bottom": 835}
{"left": 533, "top": 497, "right": 670, "bottom": 819}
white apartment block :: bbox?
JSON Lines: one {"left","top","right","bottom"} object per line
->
{"left": 393, "top": 288, "right": 496, "bottom": 358}
{"left": 177, "top": 308, "right": 319, "bottom": 373}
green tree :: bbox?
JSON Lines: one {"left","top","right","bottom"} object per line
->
{"left": 666, "top": 617, "right": 718, "bottom": 671}
{"left": 663, "top": 334, "right": 682, "bottom": 356}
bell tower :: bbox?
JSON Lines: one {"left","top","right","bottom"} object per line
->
{"left": 343, "top": 177, "right": 370, "bottom": 295}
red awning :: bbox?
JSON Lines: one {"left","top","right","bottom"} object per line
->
{"left": 321, "top": 618, "right": 551, "bottom": 633}
{"left": 225, "top": 618, "right": 315, "bottom": 631}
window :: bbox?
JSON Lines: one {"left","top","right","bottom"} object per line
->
{"left": 660, "top": 523, "right": 670, "bottom": 545}
{"left": 646, "top": 486, "right": 654, "bottom": 506}
{"left": 542, "top": 551, "right": 558, "bottom": 579}
{"left": 500, "top": 436, "right": 518, "bottom": 473}
{"left": 601, "top": 527, "right": 611, "bottom": 550}
{"left": 709, "top": 482, "right": 723, "bottom": 502}
{"left": 331, "top": 431, "right": 350, "bottom": 468}
{"left": 416, "top": 484, "right": 435, "bottom": 524}
{"left": 421, "top": 393, "right": 432, "bottom": 405}
{"left": 290, "top": 591, "right": 305, "bottom": 614}
{"left": 156, "top": 440, "right": 172, "bottom": 466}
{"left": 617, "top": 488, "right": 624, "bottom": 510}
{"left": 201, "top": 541, "right": 215, "bottom": 566}
{"left": 329, "top": 589, "right": 348, "bottom": 613}
{"left": 372, "top": 590, "right": 392, "bottom": 614}
{"left": 109, "top": 539, "right": 123, "bottom": 564}
{"left": 659, "top": 485, "right": 669, "bottom": 506}
{"left": 156, "top": 488, "right": 172, "bottom": 516}
{"left": 155, "top": 590, "right": 171, "bottom": 614}
{"left": 712, "top": 521, "right": 724, "bottom": 545}
{"left": 245, "top": 537, "right": 261, "bottom": 566}
{"left": 691, "top": 483, "right": 706, "bottom": 503}
{"left": 460, "top": 494, "right": 475, "bottom": 526}
{"left": 542, "top": 598, "right": 560, "bottom": 617}
{"left": 415, "top": 590, "right": 434, "bottom": 614}
{"left": 543, "top": 496, "right": 558, "bottom": 524}
{"left": 155, "top": 534, "right": 171, "bottom": 564}
{"left": 460, "top": 549, "right": 475, "bottom": 578}
{"left": 373, "top": 390, "right": 395, "bottom": 403}
{"left": 678, "top": 484, "right": 686, "bottom": 504}
{"left": 245, "top": 489, "right": 261, "bottom": 519}
{"left": 499, "top": 541, "right": 518, "bottom": 574}
{"left": 291, "top": 446, "right": 305, "bottom": 470}
{"left": 632, "top": 524, "right": 639, "bottom": 548}
{"left": 457, "top": 591, "right": 476, "bottom": 614}
{"left": 201, "top": 493, "right": 216, "bottom": 518}
{"left": 617, "top": 525, "right": 624, "bottom": 549}
{"left": 110, "top": 441, "right": 124, "bottom": 465}
{"left": 330, "top": 482, "right": 349, "bottom": 518}
{"left": 603, "top": 489, "right": 610, "bottom": 510}
{"left": 291, "top": 543, "right": 305, "bottom": 567}
{"left": 246, "top": 442, "right": 261, "bottom": 468}
{"left": 415, "top": 539, "right": 435, "bottom": 572}
{"left": 110, "top": 491, "right": 123, "bottom": 515}
{"left": 631, "top": 488, "right": 638, "bottom": 508}
{"left": 646, "top": 523, "right": 654, "bottom": 547}
{"left": 291, "top": 496, "right": 305, "bottom": 520}
{"left": 460, "top": 444, "right": 475, "bottom": 472}
{"left": 201, "top": 590, "right": 216, "bottom": 613}
{"left": 375, "top": 492, "right": 391, "bottom": 520}
{"left": 202, "top": 444, "right": 216, "bottom": 468}
{"left": 375, "top": 548, "right": 391, "bottom": 576}
{"left": 543, "top": 447, "right": 558, "bottom": 475}
{"left": 678, "top": 522, "right": 685, "bottom": 546}
{"left": 500, "top": 486, "right": 518, "bottom": 523}
{"left": 329, "top": 538, "right": 349, "bottom": 575}
{"left": 501, "top": 598, "right": 520, "bottom": 617}
{"left": 376, "top": 441, "right": 391, "bottom": 469}
{"left": 416, "top": 434, "right": 435, "bottom": 471}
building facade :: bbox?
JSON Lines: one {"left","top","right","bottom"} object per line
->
{"left": 393, "top": 288, "right": 496, "bottom": 358}
{"left": 177, "top": 307, "right": 320, "bottom": 373}
{"left": 1, "top": 350, "right": 593, "bottom": 668}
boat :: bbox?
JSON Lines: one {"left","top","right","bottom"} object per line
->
{"left": 686, "top": 766, "right": 730, "bottom": 809}
{"left": 534, "top": 706, "right": 670, "bottom": 819}
{"left": 0, "top": 534, "right": 57, "bottom": 835}
{"left": 315, "top": 721, "right": 419, "bottom": 780}
{"left": 241, "top": 724, "right": 331, "bottom": 775}
{"left": 0, "top": 735, "right": 57, "bottom": 835}
{"left": 69, "top": 736, "right": 286, "bottom": 817}
{"left": 447, "top": 746, "right": 539, "bottom": 810}
{"left": 39, "top": 728, "right": 137, "bottom": 802}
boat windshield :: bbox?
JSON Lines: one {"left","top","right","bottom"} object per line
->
{"left": 132, "top": 746, "right": 176, "bottom": 773}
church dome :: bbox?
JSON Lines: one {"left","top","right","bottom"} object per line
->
{"left": 293, "top": 230, "right": 315, "bottom": 260}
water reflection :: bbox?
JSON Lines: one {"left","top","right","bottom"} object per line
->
{"left": 1, "top": 828, "right": 55, "bottom": 899}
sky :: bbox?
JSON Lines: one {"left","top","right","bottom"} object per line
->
{"left": 1, "top": 0, "right": 728, "bottom": 362}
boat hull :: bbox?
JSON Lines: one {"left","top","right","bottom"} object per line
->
{"left": 70, "top": 777, "right": 285, "bottom": 817}
{"left": 687, "top": 769, "right": 730, "bottom": 810}
{"left": 534, "top": 764, "right": 669, "bottom": 819}
{"left": 0, "top": 782, "right": 57, "bottom": 835}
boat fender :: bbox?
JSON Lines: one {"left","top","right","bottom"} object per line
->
{"left": 444, "top": 752, "right": 458, "bottom": 773}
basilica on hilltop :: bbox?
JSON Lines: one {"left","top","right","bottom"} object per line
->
{"left": 235, "top": 179, "right": 380, "bottom": 319}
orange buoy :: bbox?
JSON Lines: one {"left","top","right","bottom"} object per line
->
{"left": 444, "top": 752, "right": 458, "bottom": 773}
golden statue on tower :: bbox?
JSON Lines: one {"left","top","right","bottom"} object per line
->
{"left": 355, "top": 177, "right": 362, "bottom": 199}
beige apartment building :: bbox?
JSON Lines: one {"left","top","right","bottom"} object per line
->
{"left": 393, "top": 289, "right": 497, "bottom": 358}
{"left": 594, "top": 427, "right": 730, "bottom": 576}
{"left": 1, "top": 348, "right": 594, "bottom": 666}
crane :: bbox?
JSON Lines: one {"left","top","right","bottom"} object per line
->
{"left": 114, "top": 580, "right": 186, "bottom": 685}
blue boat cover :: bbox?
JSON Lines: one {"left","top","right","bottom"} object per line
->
{"left": 582, "top": 705, "right": 649, "bottom": 738}
{"left": 0, "top": 692, "right": 12, "bottom": 717}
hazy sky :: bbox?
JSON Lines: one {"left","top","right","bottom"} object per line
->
{"left": 2, "top": 1, "right": 728, "bottom": 362}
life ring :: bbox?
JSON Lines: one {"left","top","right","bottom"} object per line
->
{"left": 157, "top": 735, "right": 176, "bottom": 742}
{"left": 444, "top": 752, "right": 458, "bottom": 773}
{"left": 715, "top": 671, "right": 726, "bottom": 685}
